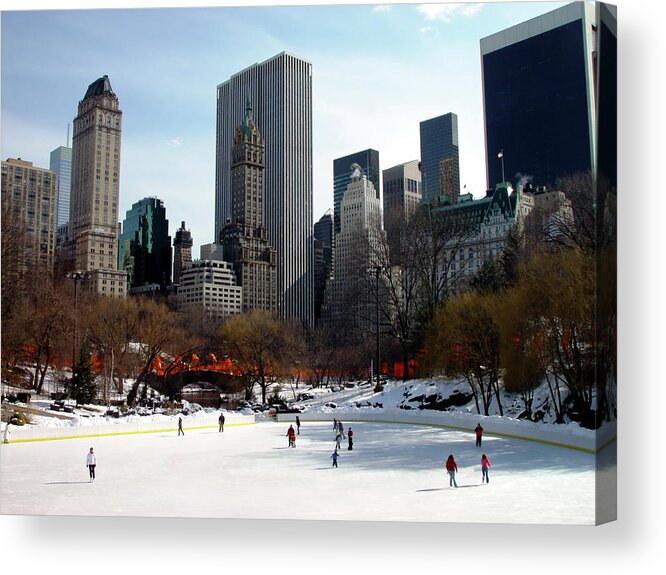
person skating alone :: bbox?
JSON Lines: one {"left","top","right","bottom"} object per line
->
{"left": 287, "top": 424, "right": 296, "bottom": 448}
{"left": 178, "top": 416, "right": 185, "bottom": 436}
{"left": 296, "top": 415, "right": 301, "bottom": 435}
{"left": 331, "top": 449, "right": 340, "bottom": 468}
{"left": 218, "top": 412, "right": 225, "bottom": 433}
{"left": 445, "top": 454, "right": 458, "bottom": 488}
{"left": 481, "top": 454, "right": 491, "bottom": 484}
{"left": 475, "top": 423, "right": 484, "bottom": 447}
{"left": 347, "top": 427, "right": 354, "bottom": 451}
{"left": 86, "top": 447, "right": 97, "bottom": 482}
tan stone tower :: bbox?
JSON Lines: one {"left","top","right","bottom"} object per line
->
{"left": 70, "top": 75, "right": 126, "bottom": 296}
{"left": 221, "top": 98, "right": 277, "bottom": 312}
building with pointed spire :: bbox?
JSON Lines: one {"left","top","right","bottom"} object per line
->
{"left": 220, "top": 98, "right": 277, "bottom": 313}
{"left": 216, "top": 52, "right": 313, "bottom": 326}
{"left": 333, "top": 149, "right": 380, "bottom": 235}
{"left": 69, "top": 74, "right": 126, "bottom": 296}
{"left": 327, "top": 163, "right": 384, "bottom": 332}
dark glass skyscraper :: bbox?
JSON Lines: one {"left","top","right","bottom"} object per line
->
{"left": 119, "top": 197, "right": 172, "bottom": 290}
{"left": 481, "top": 2, "right": 597, "bottom": 189}
{"left": 419, "top": 113, "right": 459, "bottom": 205}
{"left": 173, "top": 221, "right": 193, "bottom": 286}
{"left": 313, "top": 211, "right": 333, "bottom": 324}
{"left": 333, "top": 149, "right": 379, "bottom": 235}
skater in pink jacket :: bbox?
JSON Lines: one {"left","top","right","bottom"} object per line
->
{"left": 481, "top": 453, "right": 491, "bottom": 484}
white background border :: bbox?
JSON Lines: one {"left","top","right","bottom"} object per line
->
{"left": 1, "top": 0, "right": 661, "bottom": 571}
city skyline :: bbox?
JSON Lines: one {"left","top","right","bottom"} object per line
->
{"left": 2, "top": 1, "right": 572, "bottom": 255}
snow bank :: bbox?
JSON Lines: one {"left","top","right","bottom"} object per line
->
{"left": 5, "top": 412, "right": 255, "bottom": 442}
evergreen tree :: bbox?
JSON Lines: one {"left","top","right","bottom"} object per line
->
{"left": 69, "top": 346, "right": 97, "bottom": 405}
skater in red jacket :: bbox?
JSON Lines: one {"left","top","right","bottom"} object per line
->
{"left": 286, "top": 425, "right": 296, "bottom": 448}
{"left": 445, "top": 454, "right": 458, "bottom": 487}
{"left": 475, "top": 423, "right": 484, "bottom": 447}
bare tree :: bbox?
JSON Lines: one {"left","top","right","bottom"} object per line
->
{"left": 126, "top": 299, "right": 185, "bottom": 406}
{"left": 216, "top": 310, "right": 290, "bottom": 404}
{"left": 17, "top": 277, "right": 71, "bottom": 395}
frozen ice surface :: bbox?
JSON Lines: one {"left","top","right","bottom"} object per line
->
{"left": 0, "top": 420, "right": 597, "bottom": 524}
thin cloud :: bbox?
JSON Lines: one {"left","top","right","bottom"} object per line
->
{"left": 168, "top": 137, "right": 183, "bottom": 147}
{"left": 417, "top": 3, "right": 484, "bottom": 23}
{"left": 372, "top": 5, "right": 392, "bottom": 13}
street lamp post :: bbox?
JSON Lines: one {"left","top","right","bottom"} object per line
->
{"left": 375, "top": 265, "right": 382, "bottom": 391}
{"left": 67, "top": 271, "right": 89, "bottom": 377}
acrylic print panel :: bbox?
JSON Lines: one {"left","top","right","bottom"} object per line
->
{"left": 0, "top": 1, "right": 616, "bottom": 525}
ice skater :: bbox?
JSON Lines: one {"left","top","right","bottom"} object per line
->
{"left": 335, "top": 428, "right": 342, "bottom": 450}
{"left": 287, "top": 424, "right": 296, "bottom": 448}
{"left": 86, "top": 447, "right": 97, "bottom": 482}
{"left": 331, "top": 448, "right": 340, "bottom": 468}
{"left": 347, "top": 427, "right": 354, "bottom": 451}
{"left": 481, "top": 454, "right": 491, "bottom": 483}
{"left": 178, "top": 416, "right": 185, "bottom": 436}
{"left": 475, "top": 423, "right": 484, "bottom": 447}
{"left": 218, "top": 412, "right": 225, "bottom": 433}
{"left": 295, "top": 415, "right": 301, "bottom": 435}
{"left": 445, "top": 454, "right": 458, "bottom": 488}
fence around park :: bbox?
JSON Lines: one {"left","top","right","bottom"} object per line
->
{"left": 275, "top": 409, "right": 616, "bottom": 454}
{"left": 2, "top": 412, "right": 256, "bottom": 444}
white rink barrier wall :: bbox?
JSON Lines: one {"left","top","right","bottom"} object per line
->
{"left": 276, "top": 409, "right": 616, "bottom": 454}
{"left": 3, "top": 413, "right": 256, "bottom": 444}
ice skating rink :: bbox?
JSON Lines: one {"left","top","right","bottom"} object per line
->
{"left": 0, "top": 420, "right": 606, "bottom": 524}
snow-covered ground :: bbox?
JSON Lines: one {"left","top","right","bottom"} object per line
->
{"left": 0, "top": 417, "right": 610, "bottom": 524}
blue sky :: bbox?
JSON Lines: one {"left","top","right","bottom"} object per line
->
{"left": 2, "top": 1, "right": 573, "bottom": 254}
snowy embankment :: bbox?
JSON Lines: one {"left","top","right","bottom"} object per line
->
{"left": 4, "top": 410, "right": 255, "bottom": 442}
{"left": 278, "top": 377, "right": 616, "bottom": 454}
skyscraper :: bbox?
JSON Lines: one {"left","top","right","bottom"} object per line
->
{"left": 480, "top": 2, "right": 598, "bottom": 189}
{"left": 419, "top": 113, "right": 459, "bottom": 205}
{"left": 328, "top": 163, "right": 383, "bottom": 331}
{"left": 119, "top": 197, "right": 172, "bottom": 292}
{"left": 382, "top": 160, "right": 422, "bottom": 222}
{"left": 69, "top": 74, "right": 126, "bottom": 297}
{"left": 382, "top": 160, "right": 422, "bottom": 265}
{"left": 1, "top": 158, "right": 57, "bottom": 272}
{"left": 313, "top": 211, "right": 334, "bottom": 325}
{"left": 221, "top": 99, "right": 277, "bottom": 313}
{"left": 333, "top": 149, "right": 380, "bottom": 235}
{"left": 173, "top": 221, "right": 193, "bottom": 285}
{"left": 49, "top": 145, "right": 72, "bottom": 227}
{"left": 216, "top": 52, "right": 313, "bottom": 326}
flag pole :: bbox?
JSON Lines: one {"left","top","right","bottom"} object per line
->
{"left": 498, "top": 149, "right": 505, "bottom": 183}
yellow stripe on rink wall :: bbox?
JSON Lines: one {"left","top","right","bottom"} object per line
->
{"left": 3, "top": 422, "right": 256, "bottom": 444}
